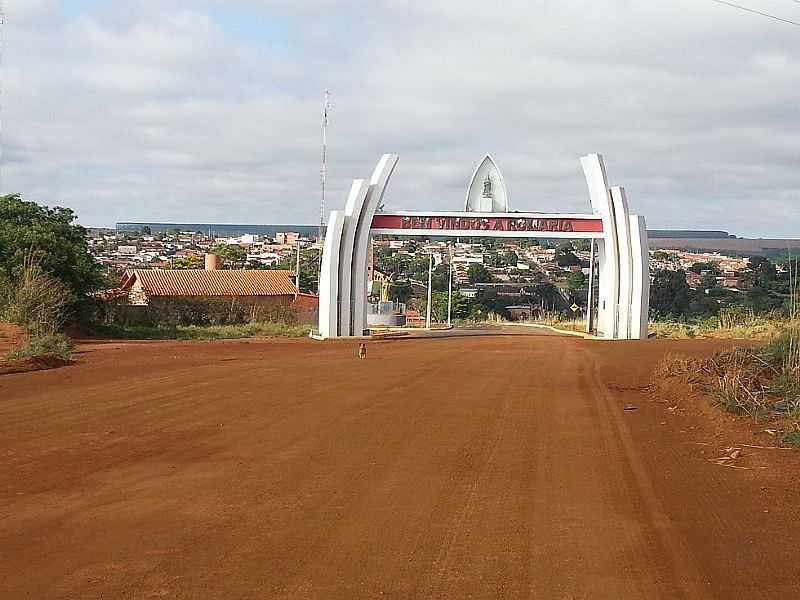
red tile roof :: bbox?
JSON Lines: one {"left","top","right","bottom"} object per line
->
{"left": 122, "top": 269, "right": 298, "bottom": 297}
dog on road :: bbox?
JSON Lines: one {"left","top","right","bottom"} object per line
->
{"left": 358, "top": 343, "right": 367, "bottom": 360}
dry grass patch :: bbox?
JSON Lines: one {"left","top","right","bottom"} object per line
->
{"left": 658, "top": 334, "right": 800, "bottom": 445}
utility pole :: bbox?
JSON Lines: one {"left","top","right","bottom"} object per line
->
{"left": 586, "top": 239, "right": 596, "bottom": 334}
{"left": 295, "top": 240, "right": 301, "bottom": 292}
{"left": 426, "top": 252, "right": 433, "bottom": 329}
{"left": 0, "top": 1, "right": 5, "bottom": 195}
{"left": 447, "top": 244, "right": 454, "bottom": 327}
{"left": 318, "top": 90, "right": 331, "bottom": 274}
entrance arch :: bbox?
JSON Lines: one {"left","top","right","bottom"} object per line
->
{"left": 318, "top": 154, "right": 649, "bottom": 340}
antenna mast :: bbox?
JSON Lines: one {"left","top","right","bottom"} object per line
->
{"left": 0, "top": 1, "right": 4, "bottom": 195}
{"left": 319, "top": 90, "right": 331, "bottom": 243}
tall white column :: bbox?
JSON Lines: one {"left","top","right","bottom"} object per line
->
{"left": 426, "top": 253, "right": 433, "bottom": 328}
{"left": 351, "top": 154, "right": 399, "bottom": 337}
{"left": 318, "top": 210, "right": 346, "bottom": 338}
{"left": 338, "top": 179, "right": 370, "bottom": 336}
{"left": 629, "top": 215, "right": 650, "bottom": 340}
{"left": 586, "top": 239, "right": 596, "bottom": 334}
{"left": 611, "top": 186, "right": 633, "bottom": 339}
{"left": 581, "top": 154, "right": 619, "bottom": 339}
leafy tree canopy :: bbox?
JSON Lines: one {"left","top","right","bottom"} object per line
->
{"left": 565, "top": 271, "right": 587, "bottom": 291}
{"left": 650, "top": 269, "right": 692, "bottom": 317}
{"left": 689, "top": 262, "right": 720, "bottom": 274}
{"left": 467, "top": 263, "right": 494, "bottom": 284}
{"left": 209, "top": 243, "right": 247, "bottom": 268}
{"left": 0, "top": 194, "right": 101, "bottom": 298}
{"left": 171, "top": 254, "right": 205, "bottom": 270}
{"left": 555, "top": 242, "right": 581, "bottom": 267}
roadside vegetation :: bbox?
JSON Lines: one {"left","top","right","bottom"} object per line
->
{"left": 1, "top": 254, "right": 75, "bottom": 363}
{"left": 0, "top": 195, "right": 307, "bottom": 361}
{"left": 93, "top": 322, "right": 309, "bottom": 340}
{"left": 658, "top": 268, "right": 800, "bottom": 446}
{"left": 7, "top": 334, "right": 74, "bottom": 361}
{"left": 1, "top": 193, "right": 101, "bottom": 363}
{"left": 91, "top": 297, "right": 311, "bottom": 340}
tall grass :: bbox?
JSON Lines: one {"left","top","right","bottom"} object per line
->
{"left": 4, "top": 255, "right": 72, "bottom": 336}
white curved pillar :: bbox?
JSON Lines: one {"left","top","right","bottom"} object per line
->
{"left": 629, "top": 215, "right": 650, "bottom": 340}
{"left": 338, "top": 179, "right": 370, "bottom": 336}
{"left": 611, "top": 186, "right": 633, "bottom": 339}
{"left": 580, "top": 154, "right": 619, "bottom": 339}
{"left": 318, "top": 210, "right": 345, "bottom": 338}
{"left": 351, "top": 154, "right": 399, "bottom": 336}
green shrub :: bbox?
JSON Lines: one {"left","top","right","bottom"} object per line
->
{"left": 7, "top": 334, "right": 74, "bottom": 361}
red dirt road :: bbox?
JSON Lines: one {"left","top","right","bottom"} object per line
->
{"left": 1, "top": 336, "right": 799, "bottom": 599}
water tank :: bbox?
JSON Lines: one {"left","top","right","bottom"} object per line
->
{"left": 205, "top": 253, "right": 223, "bottom": 270}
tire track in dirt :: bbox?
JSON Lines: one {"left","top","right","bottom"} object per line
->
{"left": 589, "top": 357, "right": 712, "bottom": 599}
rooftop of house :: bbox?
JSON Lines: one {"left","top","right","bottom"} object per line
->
{"left": 121, "top": 269, "right": 299, "bottom": 297}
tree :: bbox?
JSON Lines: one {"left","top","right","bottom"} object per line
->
{"left": 424, "top": 290, "right": 474, "bottom": 323}
{"left": 526, "top": 282, "right": 561, "bottom": 311}
{"left": 565, "top": 271, "right": 587, "bottom": 291}
{"left": 555, "top": 242, "right": 580, "bottom": 267}
{"left": 388, "top": 280, "right": 413, "bottom": 303}
{"left": 467, "top": 263, "right": 493, "bottom": 284}
{"left": 431, "top": 264, "right": 451, "bottom": 292}
{"left": 209, "top": 243, "right": 247, "bottom": 269}
{"left": 750, "top": 256, "right": 777, "bottom": 287}
{"left": 689, "top": 261, "right": 719, "bottom": 275}
{"left": 270, "top": 248, "right": 320, "bottom": 293}
{"left": 473, "top": 288, "right": 510, "bottom": 319}
{"left": 700, "top": 272, "right": 718, "bottom": 290}
{"left": 141, "top": 225, "right": 152, "bottom": 236}
{"left": 171, "top": 254, "right": 205, "bottom": 270}
{"left": 0, "top": 194, "right": 101, "bottom": 302}
{"left": 502, "top": 250, "right": 519, "bottom": 266}
{"left": 650, "top": 269, "right": 691, "bottom": 317}
{"left": 572, "top": 239, "right": 592, "bottom": 252}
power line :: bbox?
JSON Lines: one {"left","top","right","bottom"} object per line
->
{"left": 707, "top": 0, "right": 800, "bottom": 27}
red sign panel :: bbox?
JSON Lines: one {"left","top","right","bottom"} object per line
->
{"left": 371, "top": 214, "right": 603, "bottom": 234}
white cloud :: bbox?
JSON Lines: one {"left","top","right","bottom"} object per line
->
{"left": 2, "top": 0, "right": 799, "bottom": 236}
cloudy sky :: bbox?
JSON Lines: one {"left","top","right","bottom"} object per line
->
{"left": 4, "top": 0, "right": 800, "bottom": 236}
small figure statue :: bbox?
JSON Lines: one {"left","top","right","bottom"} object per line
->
{"left": 482, "top": 174, "right": 493, "bottom": 197}
{"left": 358, "top": 343, "right": 367, "bottom": 359}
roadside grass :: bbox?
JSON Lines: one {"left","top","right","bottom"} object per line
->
{"left": 781, "top": 426, "right": 800, "bottom": 448}
{"left": 658, "top": 327, "right": 800, "bottom": 446}
{"left": 93, "top": 322, "right": 310, "bottom": 340}
{"left": 6, "top": 334, "right": 74, "bottom": 361}
{"left": 530, "top": 314, "right": 791, "bottom": 340}
{"left": 524, "top": 314, "right": 586, "bottom": 333}
{"left": 650, "top": 318, "right": 788, "bottom": 340}
{"left": 656, "top": 352, "right": 703, "bottom": 382}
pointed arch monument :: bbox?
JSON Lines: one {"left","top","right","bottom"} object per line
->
{"left": 465, "top": 154, "right": 509, "bottom": 213}
{"left": 317, "top": 153, "right": 649, "bottom": 340}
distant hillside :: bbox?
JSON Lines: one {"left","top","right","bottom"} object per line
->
{"left": 647, "top": 230, "right": 731, "bottom": 239}
{"left": 649, "top": 238, "right": 800, "bottom": 258}
{"left": 116, "top": 222, "right": 320, "bottom": 238}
